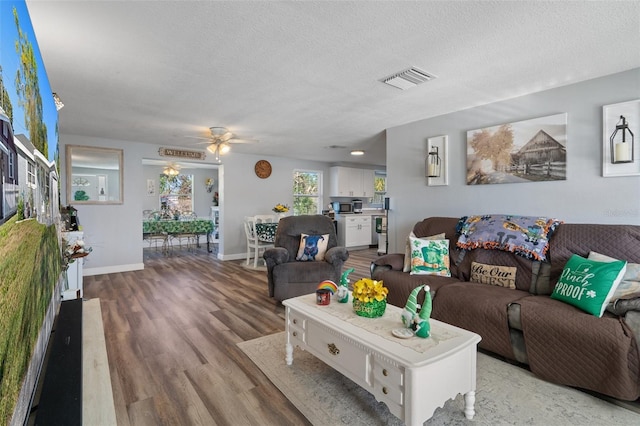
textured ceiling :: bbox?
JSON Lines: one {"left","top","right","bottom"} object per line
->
{"left": 26, "top": 1, "right": 640, "bottom": 167}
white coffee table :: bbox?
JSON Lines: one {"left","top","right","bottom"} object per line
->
{"left": 283, "top": 294, "right": 481, "bottom": 426}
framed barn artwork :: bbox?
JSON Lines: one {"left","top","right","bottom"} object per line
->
{"left": 466, "top": 113, "right": 567, "bottom": 185}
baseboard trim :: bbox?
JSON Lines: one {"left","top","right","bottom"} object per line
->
{"left": 84, "top": 263, "right": 144, "bottom": 276}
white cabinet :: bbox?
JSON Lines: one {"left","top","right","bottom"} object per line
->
{"left": 330, "top": 167, "right": 375, "bottom": 198}
{"left": 338, "top": 215, "right": 371, "bottom": 248}
{"left": 61, "top": 231, "right": 84, "bottom": 301}
{"left": 361, "top": 169, "right": 375, "bottom": 198}
{"left": 210, "top": 206, "right": 220, "bottom": 243}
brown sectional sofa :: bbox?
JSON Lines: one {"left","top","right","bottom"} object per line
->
{"left": 371, "top": 216, "right": 640, "bottom": 401}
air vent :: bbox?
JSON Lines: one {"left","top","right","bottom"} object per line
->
{"left": 380, "top": 67, "right": 436, "bottom": 90}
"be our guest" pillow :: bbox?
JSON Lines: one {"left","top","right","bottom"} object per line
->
{"left": 470, "top": 262, "right": 517, "bottom": 289}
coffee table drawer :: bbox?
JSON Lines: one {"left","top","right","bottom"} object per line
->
{"left": 372, "top": 355, "right": 404, "bottom": 406}
{"left": 288, "top": 313, "right": 307, "bottom": 343}
{"left": 306, "top": 321, "right": 368, "bottom": 380}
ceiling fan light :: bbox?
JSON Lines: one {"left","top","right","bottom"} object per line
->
{"left": 219, "top": 142, "right": 231, "bottom": 154}
{"left": 206, "top": 143, "right": 218, "bottom": 154}
{"left": 163, "top": 165, "right": 179, "bottom": 176}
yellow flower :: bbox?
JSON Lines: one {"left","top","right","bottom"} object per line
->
{"left": 273, "top": 203, "right": 290, "bottom": 213}
{"left": 352, "top": 278, "right": 388, "bottom": 303}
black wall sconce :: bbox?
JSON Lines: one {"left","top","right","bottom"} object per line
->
{"left": 610, "top": 115, "right": 634, "bottom": 164}
{"left": 426, "top": 146, "right": 441, "bottom": 178}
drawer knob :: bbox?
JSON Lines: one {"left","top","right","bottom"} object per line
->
{"left": 292, "top": 332, "right": 297, "bottom": 337}
{"left": 382, "top": 387, "right": 388, "bottom": 395}
{"left": 328, "top": 343, "right": 340, "bottom": 356}
{"left": 293, "top": 319, "right": 298, "bottom": 324}
{"left": 382, "top": 369, "right": 388, "bottom": 376}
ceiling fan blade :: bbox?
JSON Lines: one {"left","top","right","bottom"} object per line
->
{"left": 228, "top": 138, "right": 259, "bottom": 144}
{"left": 184, "top": 135, "right": 214, "bottom": 142}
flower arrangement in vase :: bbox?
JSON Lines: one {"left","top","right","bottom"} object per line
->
{"left": 272, "top": 203, "right": 290, "bottom": 214}
{"left": 352, "top": 278, "right": 388, "bottom": 318}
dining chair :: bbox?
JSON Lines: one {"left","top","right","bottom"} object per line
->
{"left": 244, "top": 215, "right": 275, "bottom": 268}
{"left": 144, "top": 210, "right": 169, "bottom": 253}
{"left": 171, "top": 211, "right": 198, "bottom": 251}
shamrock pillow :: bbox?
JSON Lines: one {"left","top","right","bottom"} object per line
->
{"left": 409, "top": 237, "right": 451, "bottom": 276}
{"left": 551, "top": 254, "right": 627, "bottom": 317}
{"left": 296, "top": 233, "right": 329, "bottom": 261}
{"left": 403, "top": 232, "right": 446, "bottom": 272}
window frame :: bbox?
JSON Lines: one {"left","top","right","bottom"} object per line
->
{"left": 292, "top": 169, "right": 323, "bottom": 216}
{"left": 159, "top": 173, "right": 194, "bottom": 213}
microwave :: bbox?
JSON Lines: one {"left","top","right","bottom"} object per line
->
{"left": 338, "top": 202, "right": 353, "bottom": 213}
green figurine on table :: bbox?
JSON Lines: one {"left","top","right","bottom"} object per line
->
{"left": 336, "top": 268, "right": 354, "bottom": 303}
{"left": 400, "top": 284, "right": 432, "bottom": 338}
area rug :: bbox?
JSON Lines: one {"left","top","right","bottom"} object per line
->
{"left": 238, "top": 332, "right": 640, "bottom": 426}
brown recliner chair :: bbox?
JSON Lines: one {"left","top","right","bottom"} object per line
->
{"left": 263, "top": 215, "right": 349, "bottom": 302}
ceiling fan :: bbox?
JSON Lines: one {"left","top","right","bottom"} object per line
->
{"left": 163, "top": 163, "right": 181, "bottom": 176}
{"left": 189, "top": 127, "right": 258, "bottom": 162}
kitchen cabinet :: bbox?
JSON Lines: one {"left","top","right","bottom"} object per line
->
{"left": 338, "top": 215, "right": 371, "bottom": 248}
{"left": 330, "top": 167, "right": 375, "bottom": 198}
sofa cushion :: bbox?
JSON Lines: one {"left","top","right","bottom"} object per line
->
{"left": 431, "top": 282, "right": 530, "bottom": 360}
{"left": 455, "top": 247, "right": 536, "bottom": 292}
{"left": 409, "top": 237, "right": 451, "bottom": 276}
{"left": 374, "top": 268, "right": 459, "bottom": 308}
{"left": 519, "top": 295, "right": 640, "bottom": 400}
{"left": 295, "top": 233, "right": 329, "bottom": 261}
{"left": 550, "top": 254, "right": 626, "bottom": 317}
{"left": 403, "top": 232, "right": 446, "bottom": 272}
{"left": 588, "top": 251, "right": 640, "bottom": 301}
{"left": 548, "top": 223, "right": 640, "bottom": 293}
{"left": 470, "top": 262, "right": 517, "bottom": 289}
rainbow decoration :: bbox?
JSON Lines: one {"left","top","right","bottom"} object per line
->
{"left": 317, "top": 280, "right": 338, "bottom": 294}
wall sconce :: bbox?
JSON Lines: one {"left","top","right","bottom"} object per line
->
{"left": 610, "top": 115, "right": 634, "bottom": 164}
{"left": 426, "top": 135, "right": 448, "bottom": 186}
{"left": 205, "top": 178, "right": 214, "bottom": 192}
{"left": 426, "top": 146, "right": 441, "bottom": 177}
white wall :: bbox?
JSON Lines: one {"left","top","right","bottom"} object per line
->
{"left": 59, "top": 135, "right": 335, "bottom": 272}
{"left": 385, "top": 68, "right": 640, "bottom": 254}
{"left": 212, "top": 153, "right": 333, "bottom": 260}
{"left": 141, "top": 165, "right": 219, "bottom": 218}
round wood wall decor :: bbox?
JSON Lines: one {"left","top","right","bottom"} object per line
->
{"left": 254, "top": 160, "right": 272, "bottom": 179}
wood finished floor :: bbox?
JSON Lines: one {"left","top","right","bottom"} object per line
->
{"left": 84, "top": 246, "right": 382, "bottom": 426}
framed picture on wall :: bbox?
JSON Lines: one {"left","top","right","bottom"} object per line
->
{"left": 466, "top": 113, "right": 567, "bottom": 185}
{"left": 602, "top": 99, "right": 639, "bottom": 177}
{"left": 147, "top": 179, "right": 156, "bottom": 196}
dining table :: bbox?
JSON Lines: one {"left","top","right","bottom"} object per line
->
{"left": 143, "top": 218, "right": 215, "bottom": 252}
{"left": 255, "top": 222, "right": 278, "bottom": 243}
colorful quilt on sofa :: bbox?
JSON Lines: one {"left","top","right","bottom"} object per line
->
{"left": 456, "top": 215, "right": 562, "bottom": 261}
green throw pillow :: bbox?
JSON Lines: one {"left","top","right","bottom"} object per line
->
{"left": 551, "top": 254, "right": 627, "bottom": 317}
{"left": 409, "top": 237, "right": 451, "bottom": 277}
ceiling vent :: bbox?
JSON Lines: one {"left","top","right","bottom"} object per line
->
{"left": 380, "top": 67, "right": 436, "bottom": 90}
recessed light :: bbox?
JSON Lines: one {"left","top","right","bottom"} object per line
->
{"left": 351, "top": 150, "right": 365, "bottom": 156}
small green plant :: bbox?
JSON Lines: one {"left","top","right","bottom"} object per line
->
{"left": 16, "top": 196, "right": 24, "bottom": 220}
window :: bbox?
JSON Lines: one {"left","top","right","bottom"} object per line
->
{"left": 293, "top": 170, "right": 322, "bottom": 215}
{"left": 372, "top": 171, "right": 386, "bottom": 205}
{"left": 159, "top": 173, "right": 193, "bottom": 212}
{"left": 27, "top": 162, "right": 36, "bottom": 187}
{"left": 9, "top": 152, "right": 14, "bottom": 179}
